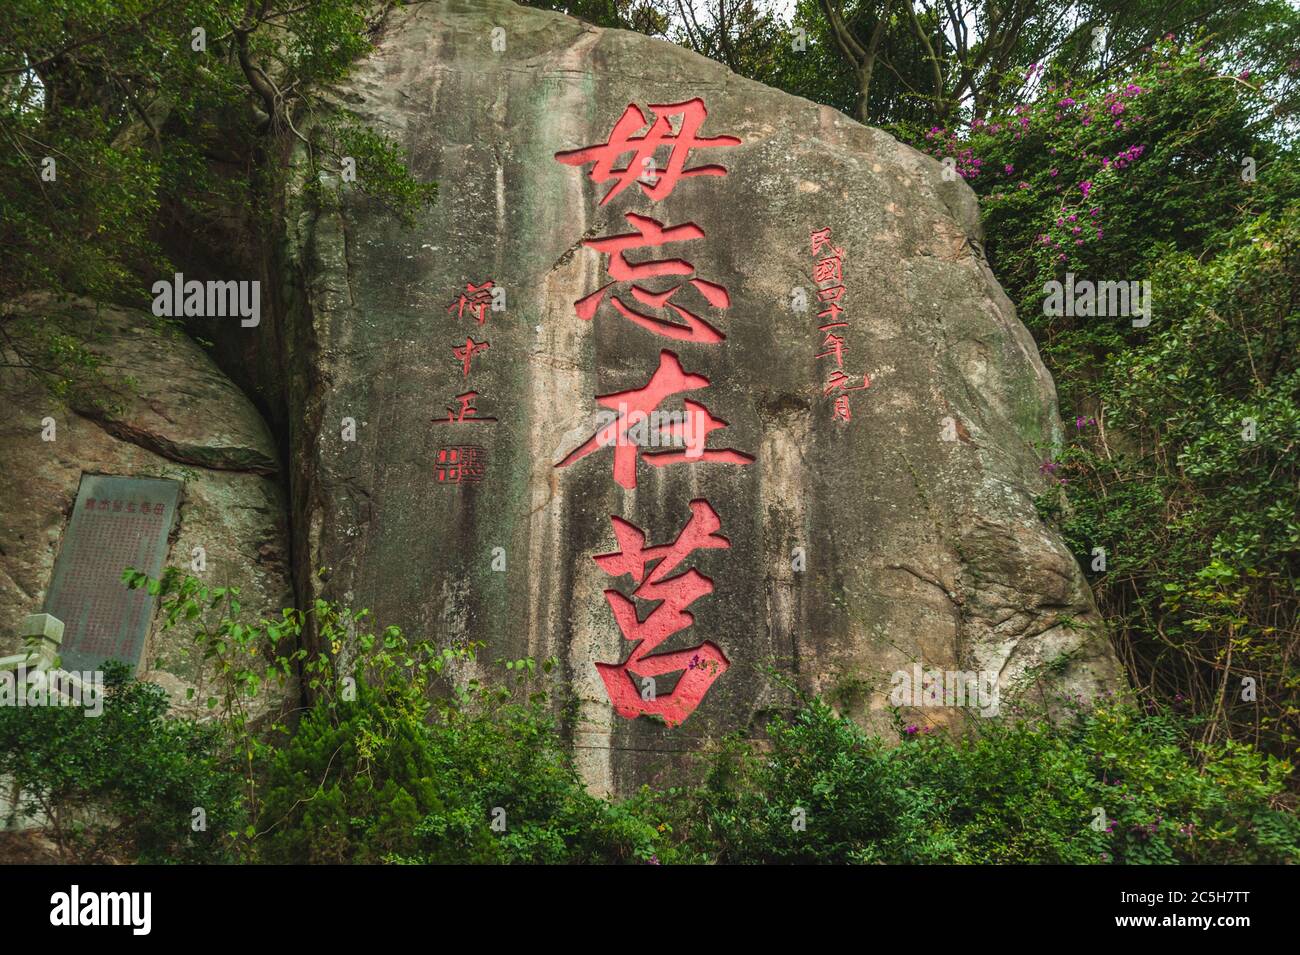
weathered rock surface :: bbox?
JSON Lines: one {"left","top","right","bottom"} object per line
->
{"left": 0, "top": 297, "right": 294, "bottom": 720}
{"left": 275, "top": 0, "right": 1119, "bottom": 793}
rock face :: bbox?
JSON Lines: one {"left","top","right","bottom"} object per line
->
{"left": 276, "top": 0, "right": 1119, "bottom": 794}
{"left": 0, "top": 298, "right": 294, "bottom": 720}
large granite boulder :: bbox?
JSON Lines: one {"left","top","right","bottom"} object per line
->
{"left": 0, "top": 297, "right": 294, "bottom": 721}
{"left": 274, "top": 0, "right": 1120, "bottom": 794}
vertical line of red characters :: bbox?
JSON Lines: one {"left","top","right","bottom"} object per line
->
{"left": 809, "top": 227, "right": 869, "bottom": 421}
{"left": 554, "top": 98, "right": 753, "bottom": 726}
{"left": 434, "top": 280, "right": 496, "bottom": 483}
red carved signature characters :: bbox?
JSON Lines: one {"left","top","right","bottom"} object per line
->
{"left": 573, "top": 212, "right": 729, "bottom": 343}
{"left": 809, "top": 226, "right": 868, "bottom": 421}
{"left": 556, "top": 350, "right": 754, "bottom": 489}
{"left": 452, "top": 337, "right": 490, "bottom": 377}
{"left": 447, "top": 280, "right": 495, "bottom": 324}
{"left": 817, "top": 330, "right": 846, "bottom": 367}
{"left": 594, "top": 499, "right": 731, "bottom": 726}
{"left": 555, "top": 98, "right": 741, "bottom": 206}
{"left": 434, "top": 282, "right": 500, "bottom": 444}
{"left": 436, "top": 446, "right": 486, "bottom": 483}
{"left": 432, "top": 390, "right": 496, "bottom": 425}
{"left": 824, "top": 370, "right": 870, "bottom": 396}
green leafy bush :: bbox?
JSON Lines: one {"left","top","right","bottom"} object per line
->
{"left": 0, "top": 662, "right": 242, "bottom": 863}
{"left": 1046, "top": 209, "right": 1300, "bottom": 758}
{"left": 647, "top": 696, "right": 1298, "bottom": 864}
{"left": 122, "top": 570, "right": 658, "bottom": 864}
{"left": 254, "top": 655, "right": 661, "bottom": 864}
{"left": 909, "top": 36, "right": 1299, "bottom": 769}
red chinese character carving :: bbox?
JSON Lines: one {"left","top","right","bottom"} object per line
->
{"left": 810, "top": 227, "right": 833, "bottom": 256}
{"left": 832, "top": 395, "right": 853, "bottom": 422}
{"left": 556, "top": 350, "right": 754, "bottom": 489}
{"left": 818, "top": 303, "right": 846, "bottom": 325}
{"left": 814, "top": 254, "right": 844, "bottom": 285}
{"left": 824, "top": 371, "right": 870, "bottom": 397}
{"left": 573, "top": 213, "right": 728, "bottom": 343}
{"left": 554, "top": 98, "right": 741, "bottom": 206}
{"left": 452, "top": 337, "right": 490, "bottom": 377}
{"left": 594, "top": 499, "right": 731, "bottom": 726}
{"left": 432, "top": 391, "right": 496, "bottom": 424}
{"left": 447, "top": 281, "right": 495, "bottom": 324}
{"left": 816, "top": 331, "right": 846, "bottom": 367}
{"left": 436, "top": 446, "right": 487, "bottom": 483}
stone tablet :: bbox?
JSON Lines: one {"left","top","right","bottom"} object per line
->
{"left": 43, "top": 475, "right": 182, "bottom": 672}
